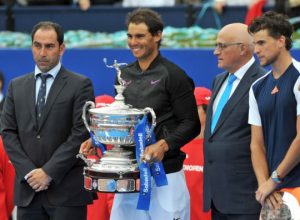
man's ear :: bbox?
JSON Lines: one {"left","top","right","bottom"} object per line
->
{"left": 155, "top": 30, "right": 162, "bottom": 43}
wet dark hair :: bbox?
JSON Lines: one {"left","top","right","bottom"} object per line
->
{"left": 248, "top": 11, "right": 293, "bottom": 50}
{"left": 31, "top": 21, "right": 64, "bottom": 45}
{"left": 126, "top": 8, "right": 164, "bottom": 47}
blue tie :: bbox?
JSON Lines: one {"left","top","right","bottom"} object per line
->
{"left": 211, "top": 74, "right": 237, "bottom": 132}
{"left": 36, "top": 73, "right": 50, "bottom": 121}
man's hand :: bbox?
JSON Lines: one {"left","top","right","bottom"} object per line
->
{"left": 141, "top": 139, "right": 169, "bottom": 164}
{"left": 255, "top": 177, "right": 278, "bottom": 205}
{"left": 264, "top": 191, "right": 283, "bottom": 210}
{"left": 26, "top": 168, "right": 52, "bottom": 192}
{"left": 79, "top": 138, "right": 95, "bottom": 156}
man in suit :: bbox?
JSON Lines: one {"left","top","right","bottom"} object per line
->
{"left": 1, "top": 21, "right": 94, "bottom": 220}
{"left": 203, "top": 23, "right": 266, "bottom": 220}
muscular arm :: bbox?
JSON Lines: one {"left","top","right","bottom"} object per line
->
{"left": 250, "top": 125, "right": 279, "bottom": 207}
{"left": 249, "top": 86, "right": 280, "bottom": 207}
{"left": 163, "top": 73, "right": 200, "bottom": 151}
{"left": 250, "top": 125, "right": 269, "bottom": 187}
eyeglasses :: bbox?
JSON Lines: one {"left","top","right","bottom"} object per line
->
{"left": 214, "top": 42, "right": 243, "bottom": 51}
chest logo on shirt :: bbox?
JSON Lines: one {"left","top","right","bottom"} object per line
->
{"left": 271, "top": 85, "right": 279, "bottom": 95}
{"left": 123, "top": 80, "right": 132, "bottom": 86}
{"left": 150, "top": 79, "right": 161, "bottom": 85}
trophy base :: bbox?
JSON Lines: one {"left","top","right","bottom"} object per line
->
{"left": 80, "top": 145, "right": 141, "bottom": 193}
{"left": 83, "top": 168, "right": 140, "bottom": 193}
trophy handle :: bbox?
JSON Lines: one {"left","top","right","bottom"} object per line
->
{"left": 82, "top": 101, "right": 96, "bottom": 133}
{"left": 144, "top": 107, "right": 156, "bottom": 139}
{"left": 76, "top": 153, "right": 94, "bottom": 168}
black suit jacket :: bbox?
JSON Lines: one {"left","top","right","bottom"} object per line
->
{"left": 1, "top": 67, "right": 95, "bottom": 207}
{"left": 203, "top": 62, "right": 266, "bottom": 214}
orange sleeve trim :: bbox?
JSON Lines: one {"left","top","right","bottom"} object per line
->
{"left": 281, "top": 187, "right": 300, "bottom": 205}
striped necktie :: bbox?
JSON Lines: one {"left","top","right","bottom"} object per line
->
{"left": 36, "top": 73, "right": 50, "bottom": 121}
{"left": 211, "top": 74, "right": 237, "bottom": 132}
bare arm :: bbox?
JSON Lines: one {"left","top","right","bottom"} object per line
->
{"left": 251, "top": 125, "right": 282, "bottom": 209}
{"left": 250, "top": 125, "right": 269, "bottom": 186}
{"left": 251, "top": 117, "right": 300, "bottom": 208}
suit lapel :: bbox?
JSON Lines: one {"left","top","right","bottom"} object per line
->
{"left": 211, "top": 63, "right": 259, "bottom": 135}
{"left": 26, "top": 73, "right": 38, "bottom": 129}
{"left": 37, "top": 68, "right": 67, "bottom": 131}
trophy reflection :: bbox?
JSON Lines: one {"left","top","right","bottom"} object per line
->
{"left": 78, "top": 59, "right": 156, "bottom": 193}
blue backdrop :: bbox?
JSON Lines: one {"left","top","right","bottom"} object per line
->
{"left": 1, "top": 48, "right": 300, "bottom": 97}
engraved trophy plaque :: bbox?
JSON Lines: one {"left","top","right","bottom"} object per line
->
{"left": 78, "top": 59, "right": 156, "bottom": 193}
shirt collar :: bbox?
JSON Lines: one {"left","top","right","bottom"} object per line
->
{"left": 134, "top": 53, "right": 162, "bottom": 72}
{"left": 231, "top": 56, "right": 255, "bottom": 80}
{"left": 34, "top": 62, "right": 61, "bottom": 79}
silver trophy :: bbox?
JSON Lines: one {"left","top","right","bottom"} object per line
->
{"left": 259, "top": 192, "right": 300, "bottom": 220}
{"left": 78, "top": 59, "right": 156, "bottom": 193}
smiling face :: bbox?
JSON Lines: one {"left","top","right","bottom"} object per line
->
{"left": 127, "top": 22, "right": 161, "bottom": 66}
{"left": 252, "top": 29, "right": 283, "bottom": 67}
{"left": 32, "top": 28, "right": 65, "bottom": 73}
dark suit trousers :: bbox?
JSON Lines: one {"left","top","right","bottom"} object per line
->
{"left": 212, "top": 202, "right": 259, "bottom": 220}
{"left": 17, "top": 192, "right": 87, "bottom": 220}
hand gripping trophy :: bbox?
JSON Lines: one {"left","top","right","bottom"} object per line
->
{"left": 78, "top": 59, "right": 167, "bottom": 210}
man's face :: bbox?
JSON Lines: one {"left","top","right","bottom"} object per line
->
{"left": 32, "top": 28, "right": 65, "bottom": 73}
{"left": 252, "top": 29, "right": 281, "bottom": 67}
{"left": 127, "top": 22, "right": 161, "bottom": 61}
{"left": 213, "top": 32, "right": 243, "bottom": 73}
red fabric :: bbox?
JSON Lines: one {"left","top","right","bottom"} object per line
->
{"left": 245, "top": 0, "right": 266, "bottom": 25}
{"left": 87, "top": 193, "right": 114, "bottom": 220}
{"left": 182, "top": 138, "right": 211, "bottom": 220}
{"left": 87, "top": 147, "right": 114, "bottom": 220}
{"left": 95, "top": 95, "right": 114, "bottom": 108}
{"left": 0, "top": 137, "right": 15, "bottom": 220}
{"left": 194, "top": 87, "right": 211, "bottom": 106}
{"left": 87, "top": 94, "right": 115, "bottom": 220}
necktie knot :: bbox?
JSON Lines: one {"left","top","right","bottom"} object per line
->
{"left": 37, "top": 73, "right": 51, "bottom": 83}
{"left": 228, "top": 74, "right": 237, "bottom": 84}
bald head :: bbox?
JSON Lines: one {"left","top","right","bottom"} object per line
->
{"left": 219, "top": 23, "right": 253, "bottom": 46}
{"left": 214, "top": 23, "right": 254, "bottom": 73}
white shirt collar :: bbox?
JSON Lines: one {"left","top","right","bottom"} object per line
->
{"left": 232, "top": 56, "right": 255, "bottom": 80}
{"left": 34, "top": 62, "right": 61, "bottom": 79}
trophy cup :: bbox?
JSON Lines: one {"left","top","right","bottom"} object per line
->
{"left": 78, "top": 59, "right": 156, "bottom": 193}
{"left": 259, "top": 191, "right": 300, "bottom": 220}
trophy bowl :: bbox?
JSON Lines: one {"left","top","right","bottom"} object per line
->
{"left": 83, "top": 100, "right": 155, "bottom": 146}
{"left": 80, "top": 99, "right": 156, "bottom": 193}
{"left": 89, "top": 107, "right": 146, "bottom": 146}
